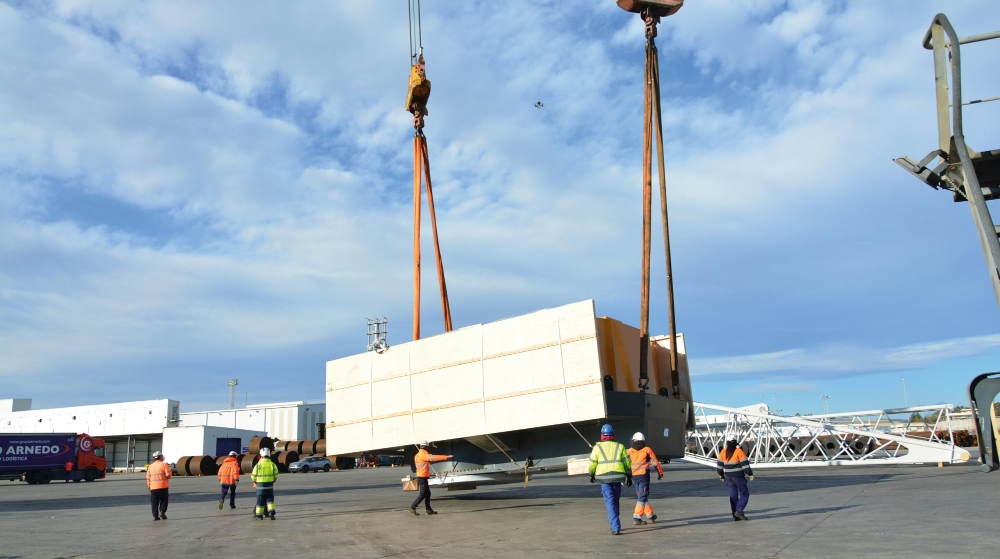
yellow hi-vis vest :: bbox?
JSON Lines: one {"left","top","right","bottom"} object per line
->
{"left": 588, "top": 440, "right": 631, "bottom": 483}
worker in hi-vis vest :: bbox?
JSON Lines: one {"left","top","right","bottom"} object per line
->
{"left": 717, "top": 437, "right": 754, "bottom": 521}
{"left": 217, "top": 451, "right": 241, "bottom": 510}
{"left": 251, "top": 448, "right": 279, "bottom": 520}
{"left": 409, "top": 441, "right": 452, "bottom": 516}
{"left": 146, "top": 451, "right": 172, "bottom": 521}
{"left": 588, "top": 424, "right": 632, "bottom": 535}
{"left": 627, "top": 432, "right": 664, "bottom": 525}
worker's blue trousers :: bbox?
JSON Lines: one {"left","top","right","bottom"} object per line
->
{"left": 726, "top": 476, "right": 749, "bottom": 514}
{"left": 600, "top": 482, "right": 623, "bottom": 532}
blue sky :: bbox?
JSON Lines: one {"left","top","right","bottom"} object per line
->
{"left": 2, "top": 0, "right": 999, "bottom": 415}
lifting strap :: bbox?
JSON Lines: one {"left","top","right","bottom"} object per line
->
{"left": 637, "top": 9, "right": 680, "bottom": 395}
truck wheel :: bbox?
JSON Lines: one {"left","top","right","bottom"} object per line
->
{"left": 37, "top": 470, "right": 53, "bottom": 484}
{"left": 24, "top": 472, "right": 38, "bottom": 485}
{"left": 84, "top": 468, "right": 98, "bottom": 482}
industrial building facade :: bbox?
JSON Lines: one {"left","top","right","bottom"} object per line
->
{"left": 0, "top": 398, "right": 324, "bottom": 470}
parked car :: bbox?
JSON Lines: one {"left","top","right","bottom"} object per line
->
{"left": 288, "top": 456, "right": 331, "bottom": 473}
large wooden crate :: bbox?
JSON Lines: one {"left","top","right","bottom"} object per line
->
{"left": 325, "top": 300, "right": 608, "bottom": 456}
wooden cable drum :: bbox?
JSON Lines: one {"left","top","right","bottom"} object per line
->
{"left": 188, "top": 455, "right": 215, "bottom": 476}
{"left": 300, "top": 440, "right": 317, "bottom": 455}
{"left": 315, "top": 439, "right": 326, "bottom": 455}
{"left": 273, "top": 451, "right": 299, "bottom": 473}
{"left": 289, "top": 440, "right": 305, "bottom": 454}
{"left": 176, "top": 456, "right": 193, "bottom": 476}
{"left": 248, "top": 436, "right": 274, "bottom": 455}
{"left": 272, "top": 440, "right": 288, "bottom": 452}
{"left": 240, "top": 453, "right": 260, "bottom": 475}
{"left": 215, "top": 456, "right": 228, "bottom": 467}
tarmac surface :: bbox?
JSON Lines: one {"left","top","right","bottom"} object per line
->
{"left": 1, "top": 458, "right": 998, "bottom": 558}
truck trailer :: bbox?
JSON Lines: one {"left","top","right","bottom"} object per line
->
{"left": 0, "top": 433, "right": 107, "bottom": 484}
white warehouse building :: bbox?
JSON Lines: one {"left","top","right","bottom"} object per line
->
{"left": 0, "top": 398, "right": 325, "bottom": 470}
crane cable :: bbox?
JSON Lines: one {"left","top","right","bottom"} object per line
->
{"left": 408, "top": 0, "right": 423, "bottom": 64}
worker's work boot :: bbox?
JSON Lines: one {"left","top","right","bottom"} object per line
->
{"left": 218, "top": 499, "right": 224, "bottom": 510}
{"left": 160, "top": 514, "right": 167, "bottom": 520}
{"left": 254, "top": 515, "right": 263, "bottom": 520}
{"left": 649, "top": 514, "right": 657, "bottom": 522}
{"left": 230, "top": 505, "right": 236, "bottom": 509}
{"left": 408, "top": 508, "right": 418, "bottom": 516}
{"left": 425, "top": 510, "right": 438, "bottom": 515}
{"left": 633, "top": 519, "right": 645, "bottom": 525}
{"left": 611, "top": 530, "right": 621, "bottom": 535}
{"left": 153, "top": 516, "right": 160, "bottom": 521}
{"left": 736, "top": 511, "right": 748, "bottom": 521}
{"left": 269, "top": 514, "right": 276, "bottom": 521}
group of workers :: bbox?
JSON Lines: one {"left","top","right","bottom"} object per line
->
{"left": 586, "top": 423, "right": 754, "bottom": 533}
{"left": 144, "top": 447, "right": 281, "bottom": 521}
{"left": 143, "top": 425, "right": 753, "bottom": 531}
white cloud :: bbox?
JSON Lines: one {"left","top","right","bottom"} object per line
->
{"left": 691, "top": 334, "right": 1000, "bottom": 377}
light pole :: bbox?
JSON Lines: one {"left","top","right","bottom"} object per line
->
{"left": 821, "top": 395, "right": 830, "bottom": 414}
{"left": 902, "top": 378, "right": 908, "bottom": 407}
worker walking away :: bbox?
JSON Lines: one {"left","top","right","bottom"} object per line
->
{"left": 717, "top": 437, "right": 754, "bottom": 521}
{"left": 217, "top": 451, "right": 240, "bottom": 510}
{"left": 588, "top": 424, "right": 632, "bottom": 535}
{"left": 409, "top": 441, "right": 453, "bottom": 516}
{"left": 147, "top": 451, "right": 172, "bottom": 521}
{"left": 627, "top": 432, "right": 663, "bottom": 525}
{"left": 64, "top": 460, "right": 73, "bottom": 483}
{"left": 251, "top": 448, "right": 279, "bottom": 520}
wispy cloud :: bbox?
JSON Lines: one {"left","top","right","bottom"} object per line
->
{"left": 690, "top": 334, "right": 1000, "bottom": 378}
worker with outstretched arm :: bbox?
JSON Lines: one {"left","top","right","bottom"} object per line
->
{"left": 146, "top": 451, "right": 172, "bottom": 521}
{"left": 588, "top": 424, "right": 632, "bottom": 535}
{"left": 627, "top": 432, "right": 664, "bottom": 525}
{"left": 409, "top": 441, "right": 452, "bottom": 516}
{"left": 217, "top": 451, "right": 240, "bottom": 510}
{"left": 717, "top": 437, "right": 754, "bottom": 521}
{"left": 251, "top": 448, "right": 279, "bottom": 520}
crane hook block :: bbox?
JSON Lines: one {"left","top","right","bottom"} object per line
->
{"left": 616, "top": 0, "right": 683, "bottom": 17}
{"left": 406, "top": 57, "right": 431, "bottom": 116}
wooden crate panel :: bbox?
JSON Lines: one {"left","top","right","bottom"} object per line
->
{"left": 483, "top": 346, "right": 563, "bottom": 399}
{"left": 484, "top": 389, "right": 568, "bottom": 433}
{"left": 326, "top": 422, "right": 373, "bottom": 456}
{"left": 372, "top": 414, "right": 414, "bottom": 450}
{"left": 412, "top": 403, "right": 486, "bottom": 444}
{"left": 558, "top": 301, "right": 599, "bottom": 341}
{"left": 561, "top": 338, "right": 603, "bottom": 385}
{"left": 327, "top": 384, "right": 371, "bottom": 425}
{"left": 326, "top": 352, "right": 370, "bottom": 391}
{"left": 409, "top": 324, "right": 483, "bottom": 373}
{"left": 482, "top": 307, "right": 560, "bottom": 358}
{"left": 565, "top": 384, "right": 607, "bottom": 422}
{"left": 411, "top": 361, "right": 483, "bottom": 411}
{"left": 372, "top": 344, "right": 409, "bottom": 381}
{"left": 371, "top": 376, "right": 411, "bottom": 418}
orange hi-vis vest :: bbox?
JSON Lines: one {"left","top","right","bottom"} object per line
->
{"left": 65, "top": 461, "right": 73, "bottom": 472}
{"left": 414, "top": 449, "right": 449, "bottom": 478}
{"left": 717, "top": 447, "right": 753, "bottom": 479}
{"left": 218, "top": 457, "right": 241, "bottom": 485}
{"left": 147, "top": 460, "right": 172, "bottom": 490}
{"left": 627, "top": 446, "right": 663, "bottom": 477}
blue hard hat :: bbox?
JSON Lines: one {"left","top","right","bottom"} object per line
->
{"left": 601, "top": 424, "right": 614, "bottom": 436}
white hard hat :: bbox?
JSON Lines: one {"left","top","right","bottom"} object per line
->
{"left": 419, "top": 440, "right": 429, "bottom": 448}
{"left": 152, "top": 451, "right": 163, "bottom": 459}
{"left": 632, "top": 432, "right": 645, "bottom": 442}
{"left": 228, "top": 451, "right": 238, "bottom": 456}
{"left": 259, "top": 448, "right": 271, "bottom": 457}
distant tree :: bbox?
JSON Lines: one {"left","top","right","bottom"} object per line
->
{"left": 909, "top": 412, "right": 923, "bottom": 422}
{"left": 952, "top": 405, "right": 969, "bottom": 412}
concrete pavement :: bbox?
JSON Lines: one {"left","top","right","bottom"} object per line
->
{"left": 1, "top": 459, "right": 997, "bottom": 558}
